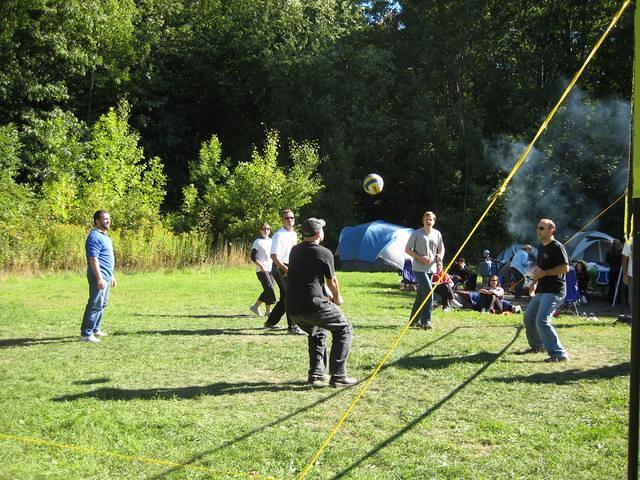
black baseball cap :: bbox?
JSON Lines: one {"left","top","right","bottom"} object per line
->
{"left": 301, "top": 218, "right": 326, "bottom": 237}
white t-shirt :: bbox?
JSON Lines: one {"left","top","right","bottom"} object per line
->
{"left": 251, "top": 237, "right": 272, "bottom": 272}
{"left": 623, "top": 240, "right": 633, "bottom": 277}
{"left": 270, "top": 227, "right": 298, "bottom": 265}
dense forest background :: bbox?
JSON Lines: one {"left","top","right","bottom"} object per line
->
{"left": 0, "top": 0, "right": 633, "bottom": 270}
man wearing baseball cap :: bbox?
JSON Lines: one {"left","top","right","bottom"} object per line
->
{"left": 286, "top": 218, "right": 356, "bottom": 387}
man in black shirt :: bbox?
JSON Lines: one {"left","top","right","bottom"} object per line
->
{"left": 523, "top": 218, "right": 569, "bottom": 362}
{"left": 287, "top": 218, "right": 356, "bottom": 387}
{"left": 449, "top": 257, "right": 477, "bottom": 291}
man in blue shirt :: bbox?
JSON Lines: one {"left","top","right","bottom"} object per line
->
{"left": 80, "top": 210, "right": 116, "bottom": 343}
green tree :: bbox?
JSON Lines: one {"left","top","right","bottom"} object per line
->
{"left": 182, "top": 130, "right": 323, "bottom": 241}
{"left": 0, "top": 0, "right": 138, "bottom": 124}
{"left": 0, "top": 125, "right": 37, "bottom": 267}
{"left": 85, "top": 102, "right": 166, "bottom": 230}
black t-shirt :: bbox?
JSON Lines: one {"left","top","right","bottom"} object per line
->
{"left": 536, "top": 239, "right": 569, "bottom": 296}
{"left": 286, "top": 242, "right": 335, "bottom": 314}
{"left": 450, "top": 263, "right": 470, "bottom": 280}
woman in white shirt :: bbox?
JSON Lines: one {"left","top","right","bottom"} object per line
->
{"left": 478, "top": 275, "right": 505, "bottom": 313}
{"left": 249, "top": 223, "right": 276, "bottom": 316}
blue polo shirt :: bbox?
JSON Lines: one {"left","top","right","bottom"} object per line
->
{"left": 85, "top": 229, "right": 115, "bottom": 281}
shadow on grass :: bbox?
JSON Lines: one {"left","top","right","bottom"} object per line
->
{"left": 73, "top": 377, "right": 111, "bottom": 385}
{"left": 145, "top": 387, "right": 352, "bottom": 480}
{"left": 394, "top": 351, "right": 503, "bottom": 370}
{"left": 327, "top": 326, "right": 522, "bottom": 479}
{"left": 0, "top": 336, "right": 78, "bottom": 348}
{"left": 146, "top": 327, "right": 464, "bottom": 479}
{"left": 490, "top": 362, "right": 629, "bottom": 385}
{"left": 554, "top": 321, "right": 617, "bottom": 329}
{"left": 132, "top": 313, "right": 253, "bottom": 319}
{"left": 113, "top": 327, "right": 280, "bottom": 337}
{"left": 52, "top": 380, "right": 311, "bottom": 402}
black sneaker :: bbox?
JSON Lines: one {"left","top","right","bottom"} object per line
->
{"left": 308, "top": 374, "right": 330, "bottom": 387}
{"left": 263, "top": 322, "right": 281, "bottom": 330}
{"left": 288, "top": 325, "right": 306, "bottom": 335}
{"left": 421, "top": 323, "right": 433, "bottom": 330}
{"left": 544, "top": 355, "right": 569, "bottom": 363}
{"left": 515, "top": 347, "right": 545, "bottom": 355}
{"left": 329, "top": 376, "right": 358, "bottom": 388}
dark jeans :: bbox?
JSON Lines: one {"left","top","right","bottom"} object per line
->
{"left": 463, "top": 272, "right": 477, "bottom": 291}
{"left": 479, "top": 293, "right": 502, "bottom": 312}
{"left": 256, "top": 271, "right": 276, "bottom": 304}
{"left": 509, "top": 268, "right": 525, "bottom": 298}
{"left": 265, "top": 267, "right": 292, "bottom": 328}
{"left": 434, "top": 283, "right": 453, "bottom": 308}
{"left": 290, "top": 303, "right": 353, "bottom": 378}
{"left": 81, "top": 275, "right": 110, "bottom": 337}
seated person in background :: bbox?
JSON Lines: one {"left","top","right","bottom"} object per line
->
{"left": 508, "top": 244, "right": 532, "bottom": 298}
{"left": 574, "top": 260, "right": 590, "bottom": 304}
{"left": 449, "top": 257, "right": 477, "bottom": 291}
{"left": 478, "top": 275, "right": 504, "bottom": 313}
{"left": 432, "top": 262, "right": 463, "bottom": 310}
{"left": 479, "top": 249, "right": 493, "bottom": 287}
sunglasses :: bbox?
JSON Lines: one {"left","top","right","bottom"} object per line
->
{"left": 537, "top": 226, "right": 546, "bottom": 230}
{"left": 261, "top": 227, "right": 270, "bottom": 231}
{"left": 284, "top": 216, "right": 295, "bottom": 220}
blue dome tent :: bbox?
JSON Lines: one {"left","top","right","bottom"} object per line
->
{"left": 335, "top": 221, "right": 412, "bottom": 272}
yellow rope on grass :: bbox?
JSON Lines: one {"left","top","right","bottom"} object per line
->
{"left": 297, "top": 2, "right": 633, "bottom": 478}
{"left": 0, "top": 432, "right": 280, "bottom": 480}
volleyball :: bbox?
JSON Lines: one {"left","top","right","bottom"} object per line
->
{"left": 363, "top": 173, "right": 384, "bottom": 195}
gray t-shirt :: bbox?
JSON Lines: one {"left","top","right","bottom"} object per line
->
{"left": 406, "top": 227, "right": 443, "bottom": 273}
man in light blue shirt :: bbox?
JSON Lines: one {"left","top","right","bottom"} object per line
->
{"left": 80, "top": 210, "right": 116, "bottom": 342}
{"left": 509, "top": 244, "right": 532, "bottom": 298}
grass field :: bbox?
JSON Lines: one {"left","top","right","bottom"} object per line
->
{"left": 0, "top": 268, "right": 632, "bottom": 479}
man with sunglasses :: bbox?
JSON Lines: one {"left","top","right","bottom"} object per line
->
{"left": 523, "top": 219, "right": 569, "bottom": 362}
{"left": 264, "top": 209, "right": 306, "bottom": 335}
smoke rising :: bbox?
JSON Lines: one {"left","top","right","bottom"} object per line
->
{"left": 484, "top": 87, "right": 630, "bottom": 243}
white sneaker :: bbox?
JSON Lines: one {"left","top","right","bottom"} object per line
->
{"left": 249, "top": 304, "right": 262, "bottom": 317}
{"left": 451, "top": 299, "right": 463, "bottom": 309}
{"left": 80, "top": 335, "right": 100, "bottom": 343}
{"left": 94, "top": 330, "right": 107, "bottom": 337}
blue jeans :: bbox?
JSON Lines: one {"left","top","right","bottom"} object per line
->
{"left": 410, "top": 271, "right": 434, "bottom": 326}
{"left": 81, "top": 276, "right": 111, "bottom": 337}
{"left": 523, "top": 292, "right": 566, "bottom": 357}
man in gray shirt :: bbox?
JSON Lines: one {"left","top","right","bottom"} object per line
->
{"left": 405, "top": 211, "right": 445, "bottom": 329}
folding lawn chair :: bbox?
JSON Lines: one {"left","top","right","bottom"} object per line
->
{"left": 564, "top": 268, "right": 581, "bottom": 316}
{"left": 595, "top": 268, "right": 609, "bottom": 297}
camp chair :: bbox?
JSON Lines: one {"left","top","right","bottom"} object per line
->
{"left": 400, "top": 259, "right": 417, "bottom": 291}
{"left": 594, "top": 268, "right": 609, "bottom": 297}
{"left": 564, "top": 268, "right": 581, "bottom": 315}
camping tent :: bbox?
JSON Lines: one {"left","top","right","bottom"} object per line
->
{"left": 565, "top": 231, "right": 613, "bottom": 265}
{"left": 335, "top": 220, "right": 412, "bottom": 272}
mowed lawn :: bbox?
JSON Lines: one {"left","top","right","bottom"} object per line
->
{"left": 0, "top": 268, "right": 631, "bottom": 479}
